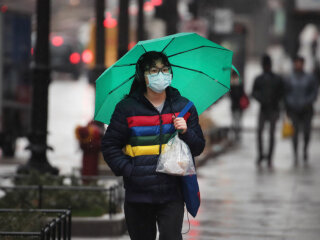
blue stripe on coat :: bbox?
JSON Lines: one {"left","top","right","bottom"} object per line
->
{"left": 131, "top": 124, "right": 176, "bottom": 137}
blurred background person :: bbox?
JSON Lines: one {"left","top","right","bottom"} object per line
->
{"left": 229, "top": 70, "right": 247, "bottom": 140}
{"left": 252, "top": 54, "right": 284, "bottom": 168}
{"left": 284, "top": 56, "right": 319, "bottom": 166}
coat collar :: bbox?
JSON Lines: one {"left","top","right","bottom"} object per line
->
{"left": 129, "top": 86, "right": 181, "bottom": 113}
{"left": 130, "top": 86, "right": 181, "bottom": 102}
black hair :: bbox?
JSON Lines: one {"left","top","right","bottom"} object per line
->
{"left": 294, "top": 55, "right": 305, "bottom": 63}
{"left": 262, "top": 54, "right": 272, "bottom": 68}
{"left": 128, "top": 51, "right": 172, "bottom": 96}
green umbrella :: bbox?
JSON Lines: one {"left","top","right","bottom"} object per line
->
{"left": 95, "top": 32, "right": 236, "bottom": 124}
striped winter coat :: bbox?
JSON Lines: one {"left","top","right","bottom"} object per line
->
{"left": 101, "top": 87, "right": 205, "bottom": 203}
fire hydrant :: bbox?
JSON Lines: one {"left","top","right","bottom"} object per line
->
{"left": 75, "top": 121, "right": 104, "bottom": 177}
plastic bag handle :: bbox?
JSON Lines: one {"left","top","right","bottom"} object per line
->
{"left": 177, "top": 101, "right": 194, "bottom": 118}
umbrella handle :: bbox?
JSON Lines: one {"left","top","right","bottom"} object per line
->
{"left": 232, "top": 65, "right": 241, "bottom": 83}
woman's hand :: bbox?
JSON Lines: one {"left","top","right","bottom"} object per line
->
{"left": 173, "top": 117, "right": 187, "bottom": 134}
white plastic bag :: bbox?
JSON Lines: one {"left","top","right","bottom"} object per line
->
{"left": 156, "top": 133, "right": 196, "bottom": 176}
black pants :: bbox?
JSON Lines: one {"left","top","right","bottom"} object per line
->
{"left": 231, "top": 108, "right": 243, "bottom": 140}
{"left": 257, "top": 111, "right": 279, "bottom": 161}
{"left": 124, "top": 200, "right": 184, "bottom": 240}
{"left": 288, "top": 108, "right": 313, "bottom": 160}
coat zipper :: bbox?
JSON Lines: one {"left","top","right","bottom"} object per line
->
{"left": 141, "top": 95, "right": 165, "bottom": 155}
{"left": 159, "top": 114, "right": 163, "bottom": 155}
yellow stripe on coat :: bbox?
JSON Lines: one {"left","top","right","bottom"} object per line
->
{"left": 124, "top": 144, "right": 166, "bottom": 157}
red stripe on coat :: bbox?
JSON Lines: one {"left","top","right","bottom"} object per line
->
{"left": 127, "top": 112, "right": 191, "bottom": 128}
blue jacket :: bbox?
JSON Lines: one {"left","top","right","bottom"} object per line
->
{"left": 101, "top": 87, "right": 205, "bottom": 203}
{"left": 285, "top": 72, "right": 319, "bottom": 112}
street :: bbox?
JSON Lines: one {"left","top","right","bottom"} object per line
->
{"left": 75, "top": 128, "right": 320, "bottom": 240}
{"left": 3, "top": 75, "right": 320, "bottom": 240}
{"left": 2, "top": 1, "right": 320, "bottom": 239}
{"left": 193, "top": 130, "right": 320, "bottom": 240}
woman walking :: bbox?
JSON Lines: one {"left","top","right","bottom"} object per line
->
{"left": 101, "top": 51, "right": 205, "bottom": 240}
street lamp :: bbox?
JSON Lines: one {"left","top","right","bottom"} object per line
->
{"left": 18, "top": 0, "right": 58, "bottom": 175}
{"left": 118, "top": 0, "right": 129, "bottom": 58}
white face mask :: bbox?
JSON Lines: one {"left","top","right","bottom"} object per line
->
{"left": 147, "top": 72, "right": 172, "bottom": 93}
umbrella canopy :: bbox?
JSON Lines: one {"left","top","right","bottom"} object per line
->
{"left": 95, "top": 32, "right": 234, "bottom": 124}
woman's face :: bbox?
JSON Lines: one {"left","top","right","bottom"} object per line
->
{"left": 144, "top": 59, "right": 165, "bottom": 85}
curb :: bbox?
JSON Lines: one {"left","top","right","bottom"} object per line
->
{"left": 196, "top": 127, "right": 234, "bottom": 168}
{"left": 72, "top": 213, "right": 127, "bottom": 237}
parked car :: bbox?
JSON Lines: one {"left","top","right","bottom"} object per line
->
{"left": 32, "top": 33, "right": 83, "bottom": 80}
{"left": 50, "top": 34, "right": 83, "bottom": 80}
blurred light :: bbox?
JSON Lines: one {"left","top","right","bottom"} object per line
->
{"left": 144, "top": 2, "right": 154, "bottom": 12}
{"left": 188, "top": 218, "right": 200, "bottom": 238}
{"left": 69, "top": 0, "right": 80, "bottom": 6}
{"left": 104, "top": 12, "right": 117, "bottom": 28}
{"left": 129, "top": 5, "right": 138, "bottom": 16}
{"left": 190, "top": 219, "right": 200, "bottom": 227}
{"left": 1, "top": 5, "right": 8, "bottom": 13}
{"left": 189, "top": 229, "right": 199, "bottom": 238}
{"left": 82, "top": 49, "right": 93, "bottom": 64}
{"left": 151, "top": 0, "right": 162, "bottom": 6}
{"left": 31, "top": 48, "right": 34, "bottom": 56}
{"left": 70, "top": 52, "right": 81, "bottom": 64}
{"left": 52, "top": 36, "right": 64, "bottom": 47}
{"left": 128, "top": 41, "right": 136, "bottom": 50}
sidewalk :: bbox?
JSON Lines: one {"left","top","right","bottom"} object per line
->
{"left": 1, "top": 60, "right": 320, "bottom": 239}
{"left": 72, "top": 129, "right": 320, "bottom": 240}
{"left": 194, "top": 130, "right": 320, "bottom": 240}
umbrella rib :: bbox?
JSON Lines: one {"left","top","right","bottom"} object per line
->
{"left": 171, "top": 64, "right": 230, "bottom": 90}
{"left": 107, "top": 74, "right": 135, "bottom": 95}
{"left": 161, "top": 38, "right": 175, "bottom": 53}
{"left": 141, "top": 44, "right": 147, "bottom": 52}
{"left": 114, "top": 63, "right": 136, "bottom": 67}
{"left": 168, "top": 45, "right": 231, "bottom": 58}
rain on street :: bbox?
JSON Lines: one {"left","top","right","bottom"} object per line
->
{"left": 46, "top": 77, "right": 320, "bottom": 240}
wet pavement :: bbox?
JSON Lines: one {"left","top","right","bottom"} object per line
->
{"left": 75, "top": 129, "right": 320, "bottom": 240}
{"left": 1, "top": 67, "right": 320, "bottom": 239}
{"left": 193, "top": 129, "right": 320, "bottom": 240}
{"left": 73, "top": 78, "right": 320, "bottom": 240}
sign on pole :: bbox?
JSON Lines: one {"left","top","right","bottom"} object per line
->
{"left": 212, "top": 9, "right": 233, "bottom": 34}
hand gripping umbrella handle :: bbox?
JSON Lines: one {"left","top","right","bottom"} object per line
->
{"left": 171, "top": 101, "right": 194, "bottom": 135}
{"left": 177, "top": 101, "right": 194, "bottom": 118}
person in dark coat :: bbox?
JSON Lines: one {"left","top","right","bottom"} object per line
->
{"left": 229, "top": 70, "right": 246, "bottom": 140}
{"left": 284, "top": 56, "right": 319, "bottom": 165}
{"left": 101, "top": 51, "right": 205, "bottom": 240}
{"left": 252, "top": 54, "right": 284, "bottom": 168}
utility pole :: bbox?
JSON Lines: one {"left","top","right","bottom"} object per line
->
{"left": 89, "top": 0, "right": 106, "bottom": 84}
{"left": 18, "top": 0, "right": 58, "bottom": 174}
{"left": 95, "top": 0, "right": 106, "bottom": 79}
{"left": 165, "top": 0, "right": 178, "bottom": 35}
{"left": 118, "top": 0, "right": 129, "bottom": 58}
{"left": 137, "top": 0, "right": 145, "bottom": 41}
